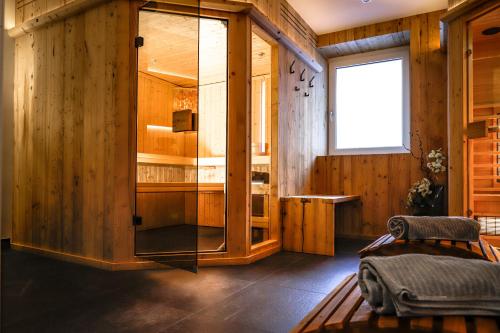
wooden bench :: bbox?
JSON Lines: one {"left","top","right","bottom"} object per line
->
{"left": 358, "top": 234, "right": 500, "bottom": 262}
{"left": 291, "top": 273, "right": 500, "bottom": 333}
{"left": 281, "top": 195, "right": 360, "bottom": 256}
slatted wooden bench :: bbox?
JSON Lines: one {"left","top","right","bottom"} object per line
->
{"left": 291, "top": 273, "right": 500, "bottom": 333}
{"left": 358, "top": 234, "right": 500, "bottom": 262}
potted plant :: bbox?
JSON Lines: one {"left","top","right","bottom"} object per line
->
{"left": 406, "top": 135, "right": 447, "bottom": 216}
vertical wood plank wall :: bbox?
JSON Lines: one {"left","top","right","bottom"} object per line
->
{"left": 12, "top": 0, "right": 133, "bottom": 261}
{"left": 278, "top": 45, "right": 328, "bottom": 196}
{"left": 314, "top": 11, "right": 447, "bottom": 238}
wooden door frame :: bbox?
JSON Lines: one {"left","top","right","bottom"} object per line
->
{"left": 249, "top": 23, "right": 281, "bottom": 253}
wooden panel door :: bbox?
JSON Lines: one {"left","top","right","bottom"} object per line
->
{"left": 467, "top": 6, "right": 500, "bottom": 243}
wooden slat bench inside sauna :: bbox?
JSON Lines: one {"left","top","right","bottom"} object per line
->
{"left": 291, "top": 236, "right": 500, "bottom": 333}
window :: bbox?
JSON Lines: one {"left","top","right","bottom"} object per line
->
{"left": 328, "top": 46, "right": 410, "bottom": 155}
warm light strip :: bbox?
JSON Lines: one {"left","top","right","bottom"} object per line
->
{"left": 260, "top": 79, "right": 267, "bottom": 153}
{"left": 147, "top": 67, "right": 197, "bottom": 81}
{"left": 147, "top": 125, "right": 173, "bottom": 132}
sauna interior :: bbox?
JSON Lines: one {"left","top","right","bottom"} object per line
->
{"left": 2, "top": 0, "right": 500, "bottom": 331}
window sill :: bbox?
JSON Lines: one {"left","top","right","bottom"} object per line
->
{"left": 328, "top": 147, "right": 410, "bottom": 156}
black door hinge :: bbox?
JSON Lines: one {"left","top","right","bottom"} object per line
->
{"left": 135, "top": 36, "right": 144, "bottom": 48}
{"left": 132, "top": 215, "right": 142, "bottom": 226}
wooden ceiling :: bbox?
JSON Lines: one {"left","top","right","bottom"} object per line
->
{"left": 139, "top": 10, "right": 271, "bottom": 87}
{"left": 252, "top": 32, "right": 272, "bottom": 77}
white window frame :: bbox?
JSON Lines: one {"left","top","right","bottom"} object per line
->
{"left": 328, "top": 46, "right": 410, "bottom": 155}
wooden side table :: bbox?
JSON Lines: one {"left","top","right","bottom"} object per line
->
{"left": 280, "top": 195, "right": 360, "bottom": 256}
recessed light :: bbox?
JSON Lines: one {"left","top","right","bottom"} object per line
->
{"left": 482, "top": 27, "right": 500, "bottom": 36}
{"left": 361, "top": 0, "right": 372, "bottom": 4}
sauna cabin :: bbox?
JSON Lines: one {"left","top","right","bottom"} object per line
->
{"left": 6, "top": 0, "right": 325, "bottom": 269}
{"left": 445, "top": 0, "right": 500, "bottom": 247}
{"left": 2, "top": 0, "right": 499, "bottom": 272}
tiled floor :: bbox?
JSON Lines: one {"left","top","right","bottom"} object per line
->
{"left": 1, "top": 239, "right": 369, "bottom": 333}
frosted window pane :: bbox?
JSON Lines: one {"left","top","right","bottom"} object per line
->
{"left": 336, "top": 59, "right": 403, "bottom": 149}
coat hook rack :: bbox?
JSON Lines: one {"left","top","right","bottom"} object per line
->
{"left": 309, "top": 76, "right": 315, "bottom": 88}
{"left": 300, "top": 69, "right": 306, "bottom": 81}
{"left": 289, "top": 60, "right": 296, "bottom": 74}
{"left": 294, "top": 86, "right": 300, "bottom": 91}
{"left": 304, "top": 92, "right": 310, "bottom": 97}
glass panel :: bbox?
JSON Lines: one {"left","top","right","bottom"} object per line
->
{"left": 468, "top": 7, "right": 500, "bottom": 234}
{"left": 335, "top": 60, "right": 403, "bottom": 149}
{"left": 135, "top": 9, "right": 200, "bottom": 258}
{"left": 135, "top": 8, "right": 228, "bottom": 258}
{"left": 197, "top": 17, "right": 228, "bottom": 252}
{"left": 251, "top": 31, "right": 272, "bottom": 245}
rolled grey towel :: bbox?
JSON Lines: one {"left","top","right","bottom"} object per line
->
{"left": 387, "top": 215, "right": 480, "bottom": 241}
{"left": 358, "top": 254, "right": 500, "bottom": 316}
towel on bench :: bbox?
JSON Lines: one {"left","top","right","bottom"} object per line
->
{"left": 358, "top": 254, "right": 500, "bottom": 317}
{"left": 387, "top": 215, "right": 480, "bottom": 241}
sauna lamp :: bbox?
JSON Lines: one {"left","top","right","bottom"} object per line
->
{"left": 482, "top": 27, "right": 500, "bottom": 36}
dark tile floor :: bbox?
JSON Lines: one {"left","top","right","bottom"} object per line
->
{"left": 136, "top": 225, "right": 225, "bottom": 253}
{"left": 1, "top": 238, "right": 369, "bottom": 333}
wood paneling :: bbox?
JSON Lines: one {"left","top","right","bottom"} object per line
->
{"left": 278, "top": 45, "right": 328, "bottom": 196}
{"left": 198, "top": 82, "right": 227, "bottom": 158}
{"left": 318, "top": 31, "right": 410, "bottom": 58}
{"left": 314, "top": 11, "right": 447, "bottom": 238}
{"left": 281, "top": 195, "right": 360, "bottom": 255}
{"left": 13, "top": 0, "right": 133, "bottom": 261}
{"left": 136, "top": 183, "right": 225, "bottom": 230}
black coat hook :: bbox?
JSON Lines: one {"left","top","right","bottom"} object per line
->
{"left": 309, "top": 76, "right": 315, "bottom": 88}
{"left": 289, "top": 60, "right": 296, "bottom": 74}
{"left": 294, "top": 86, "right": 300, "bottom": 91}
{"left": 304, "top": 92, "right": 310, "bottom": 97}
{"left": 300, "top": 69, "right": 306, "bottom": 81}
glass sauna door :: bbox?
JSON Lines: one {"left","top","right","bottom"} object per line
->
{"left": 468, "top": 7, "right": 500, "bottom": 237}
{"left": 134, "top": 5, "right": 228, "bottom": 267}
{"left": 250, "top": 27, "right": 274, "bottom": 245}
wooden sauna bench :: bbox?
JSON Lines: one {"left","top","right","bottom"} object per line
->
{"left": 358, "top": 234, "right": 500, "bottom": 262}
{"left": 292, "top": 236, "right": 500, "bottom": 333}
{"left": 136, "top": 183, "right": 225, "bottom": 228}
{"left": 291, "top": 273, "right": 500, "bottom": 333}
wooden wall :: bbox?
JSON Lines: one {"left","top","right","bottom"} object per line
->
{"left": 314, "top": 11, "right": 448, "bottom": 238}
{"left": 278, "top": 45, "right": 328, "bottom": 196}
{"left": 12, "top": 0, "right": 133, "bottom": 261}
{"left": 227, "top": 0, "right": 319, "bottom": 66}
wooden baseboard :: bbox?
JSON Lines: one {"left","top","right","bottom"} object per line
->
{"left": 198, "top": 242, "right": 281, "bottom": 266}
{"left": 11, "top": 243, "right": 172, "bottom": 271}
{"left": 11, "top": 241, "right": 281, "bottom": 270}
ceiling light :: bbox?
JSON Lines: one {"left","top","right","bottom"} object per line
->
{"left": 360, "top": 0, "right": 372, "bottom": 3}
{"left": 482, "top": 27, "right": 500, "bottom": 36}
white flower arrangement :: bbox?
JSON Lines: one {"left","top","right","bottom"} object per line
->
{"left": 427, "top": 148, "right": 446, "bottom": 174}
{"left": 407, "top": 178, "right": 432, "bottom": 206}
{"left": 406, "top": 146, "right": 447, "bottom": 210}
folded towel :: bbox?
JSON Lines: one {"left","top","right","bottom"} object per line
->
{"left": 387, "top": 215, "right": 480, "bottom": 241}
{"left": 358, "top": 254, "right": 500, "bottom": 316}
